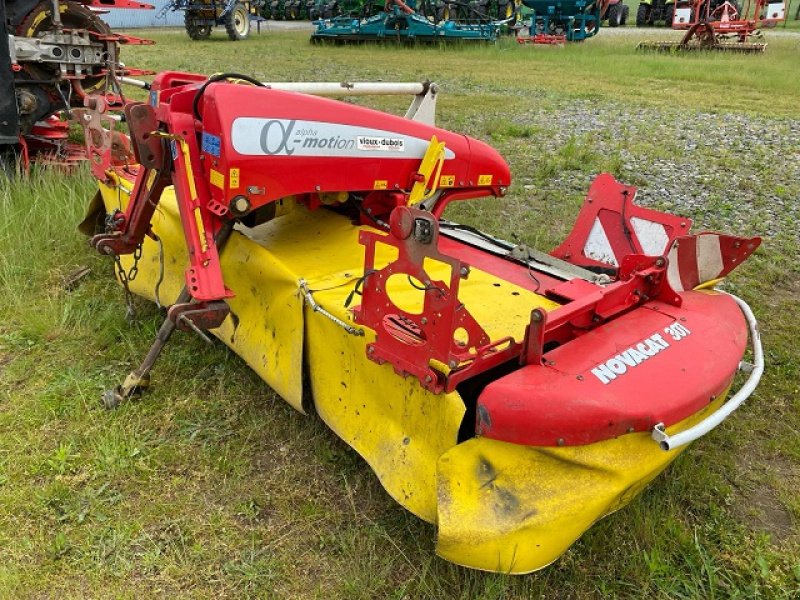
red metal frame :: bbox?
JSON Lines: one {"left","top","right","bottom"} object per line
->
{"left": 355, "top": 207, "right": 522, "bottom": 394}
{"left": 671, "top": 0, "right": 786, "bottom": 43}
{"left": 80, "top": 70, "right": 763, "bottom": 448}
{"left": 516, "top": 33, "right": 567, "bottom": 45}
{"left": 84, "top": 71, "right": 511, "bottom": 329}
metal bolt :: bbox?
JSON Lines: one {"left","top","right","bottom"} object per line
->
{"left": 424, "top": 375, "right": 432, "bottom": 383}
{"left": 367, "top": 346, "right": 374, "bottom": 354}
{"left": 576, "top": 375, "right": 583, "bottom": 381}
{"left": 655, "top": 257, "right": 665, "bottom": 268}
{"left": 448, "top": 360, "right": 457, "bottom": 369}
{"left": 531, "top": 311, "right": 542, "bottom": 322}
{"left": 556, "top": 438, "right": 565, "bottom": 446}
{"left": 421, "top": 317, "right": 427, "bottom": 325}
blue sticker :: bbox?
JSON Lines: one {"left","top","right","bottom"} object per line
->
{"left": 149, "top": 90, "right": 158, "bottom": 107}
{"left": 170, "top": 140, "right": 178, "bottom": 160}
{"left": 202, "top": 132, "right": 221, "bottom": 157}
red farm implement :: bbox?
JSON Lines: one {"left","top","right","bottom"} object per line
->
{"left": 637, "top": 0, "right": 787, "bottom": 52}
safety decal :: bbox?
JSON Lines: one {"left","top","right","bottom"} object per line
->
{"left": 373, "top": 180, "right": 388, "bottom": 190}
{"left": 229, "top": 168, "right": 240, "bottom": 189}
{"left": 590, "top": 322, "right": 692, "bottom": 385}
{"left": 439, "top": 175, "right": 455, "bottom": 187}
{"left": 477, "top": 174, "right": 493, "bottom": 186}
{"left": 209, "top": 169, "right": 225, "bottom": 190}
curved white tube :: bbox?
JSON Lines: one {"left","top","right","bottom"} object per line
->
{"left": 651, "top": 293, "right": 763, "bottom": 451}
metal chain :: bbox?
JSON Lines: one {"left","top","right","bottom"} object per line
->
{"left": 111, "top": 243, "right": 143, "bottom": 322}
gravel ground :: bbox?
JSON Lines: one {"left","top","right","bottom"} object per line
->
{"left": 505, "top": 102, "right": 800, "bottom": 248}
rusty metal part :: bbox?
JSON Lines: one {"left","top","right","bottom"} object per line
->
{"left": 101, "top": 221, "right": 234, "bottom": 409}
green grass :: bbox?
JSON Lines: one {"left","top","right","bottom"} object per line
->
{"left": 1, "top": 29, "right": 799, "bottom": 598}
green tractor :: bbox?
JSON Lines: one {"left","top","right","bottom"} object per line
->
{"left": 636, "top": 0, "right": 675, "bottom": 25}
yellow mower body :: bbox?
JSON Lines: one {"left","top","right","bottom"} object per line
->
{"left": 92, "top": 176, "right": 730, "bottom": 574}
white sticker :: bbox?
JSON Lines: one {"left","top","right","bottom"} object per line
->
{"left": 357, "top": 136, "right": 405, "bottom": 152}
{"left": 230, "top": 118, "right": 455, "bottom": 160}
{"left": 589, "top": 323, "right": 692, "bottom": 385}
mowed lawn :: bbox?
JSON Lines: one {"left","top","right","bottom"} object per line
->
{"left": 0, "top": 29, "right": 799, "bottom": 598}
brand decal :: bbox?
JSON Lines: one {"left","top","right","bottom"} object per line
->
{"left": 230, "top": 118, "right": 456, "bottom": 160}
{"left": 357, "top": 136, "right": 404, "bottom": 152}
{"left": 590, "top": 322, "right": 691, "bottom": 385}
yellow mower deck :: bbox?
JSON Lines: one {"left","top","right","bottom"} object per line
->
{"left": 95, "top": 177, "right": 728, "bottom": 573}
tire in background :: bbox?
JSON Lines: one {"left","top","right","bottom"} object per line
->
{"left": 185, "top": 12, "right": 212, "bottom": 39}
{"left": 225, "top": 1, "right": 250, "bottom": 40}
{"left": 606, "top": 2, "right": 623, "bottom": 26}
{"left": 636, "top": 2, "right": 651, "bottom": 25}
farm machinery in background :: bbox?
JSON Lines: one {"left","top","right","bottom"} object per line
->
{"left": 267, "top": 0, "right": 515, "bottom": 21}
{"left": 310, "top": 0, "right": 505, "bottom": 43}
{"left": 637, "top": 0, "right": 787, "bottom": 52}
{"left": 0, "top": 0, "right": 153, "bottom": 170}
{"left": 636, "top": 0, "right": 675, "bottom": 25}
{"left": 265, "top": 0, "right": 350, "bottom": 20}
{"left": 157, "top": 0, "right": 264, "bottom": 40}
{"left": 515, "top": 0, "right": 627, "bottom": 44}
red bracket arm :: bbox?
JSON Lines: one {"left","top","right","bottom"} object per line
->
{"left": 354, "top": 207, "right": 521, "bottom": 394}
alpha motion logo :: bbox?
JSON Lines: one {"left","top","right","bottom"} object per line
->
{"left": 230, "top": 117, "right": 454, "bottom": 160}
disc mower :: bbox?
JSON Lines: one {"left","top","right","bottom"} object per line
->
{"left": 0, "top": 0, "right": 153, "bottom": 170}
{"left": 77, "top": 71, "right": 764, "bottom": 573}
{"left": 637, "top": 0, "right": 787, "bottom": 52}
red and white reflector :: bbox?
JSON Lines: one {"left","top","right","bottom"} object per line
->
{"left": 666, "top": 233, "right": 761, "bottom": 291}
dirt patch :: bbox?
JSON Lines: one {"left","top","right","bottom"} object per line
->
{"left": 733, "top": 454, "right": 798, "bottom": 544}
{"left": 743, "top": 486, "right": 795, "bottom": 543}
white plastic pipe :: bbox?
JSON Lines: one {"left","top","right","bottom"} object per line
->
{"left": 119, "top": 77, "right": 429, "bottom": 97}
{"left": 120, "top": 76, "right": 149, "bottom": 89}
{"left": 651, "top": 293, "right": 764, "bottom": 451}
{"left": 262, "top": 81, "right": 429, "bottom": 96}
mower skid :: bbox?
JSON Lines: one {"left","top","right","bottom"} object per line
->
{"left": 436, "top": 394, "right": 727, "bottom": 574}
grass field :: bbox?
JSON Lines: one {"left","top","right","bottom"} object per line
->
{"left": 1, "top": 29, "right": 799, "bottom": 598}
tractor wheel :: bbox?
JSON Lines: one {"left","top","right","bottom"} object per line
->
{"left": 663, "top": 3, "right": 674, "bottom": 26}
{"left": 501, "top": 0, "right": 515, "bottom": 20}
{"left": 606, "top": 3, "right": 623, "bottom": 26}
{"left": 225, "top": 2, "right": 250, "bottom": 40}
{"left": 636, "top": 3, "right": 651, "bottom": 25}
{"left": 621, "top": 4, "right": 630, "bottom": 24}
{"left": 17, "top": 1, "right": 112, "bottom": 99}
{"left": 185, "top": 13, "right": 212, "bottom": 39}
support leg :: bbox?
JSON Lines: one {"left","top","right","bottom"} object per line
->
{"left": 102, "top": 222, "right": 235, "bottom": 409}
